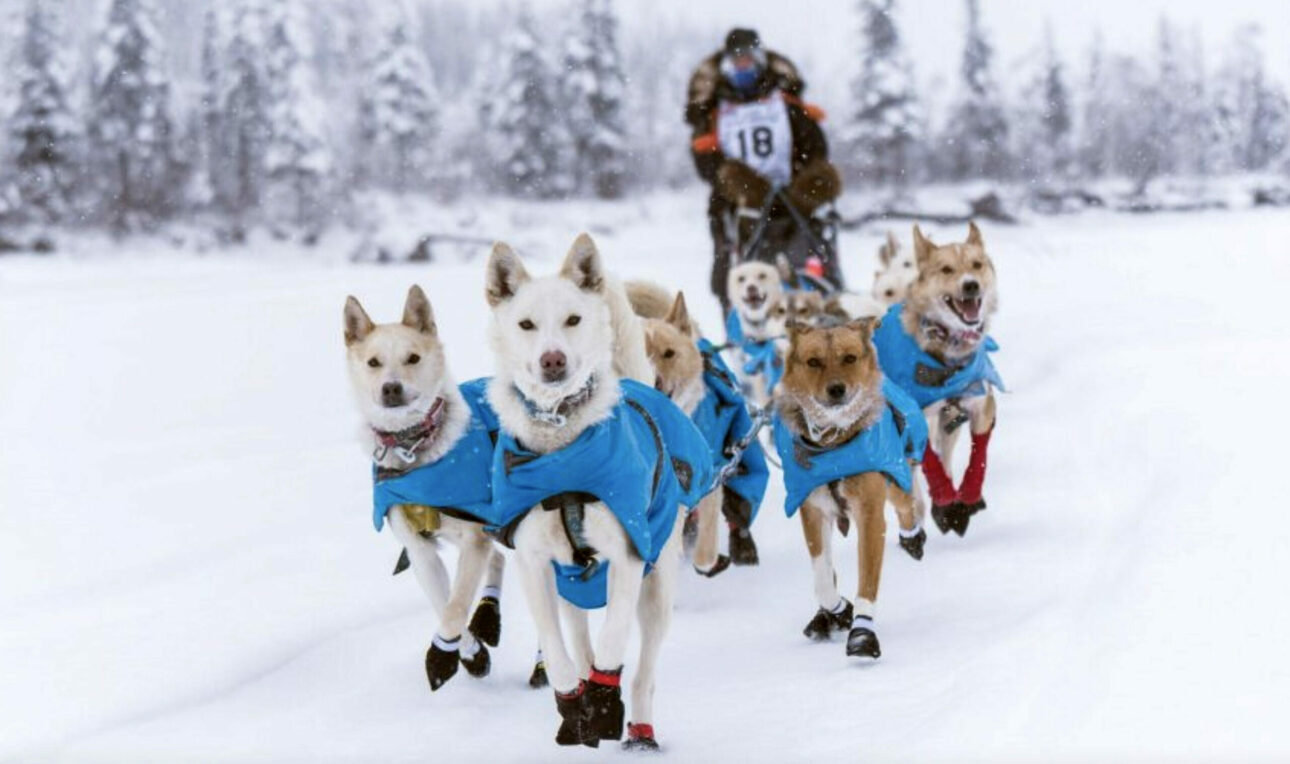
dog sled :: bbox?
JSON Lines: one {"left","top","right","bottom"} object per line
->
{"left": 723, "top": 186, "right": 844, "bottom": 294}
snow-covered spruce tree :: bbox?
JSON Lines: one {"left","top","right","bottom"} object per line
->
{"left": 360, "top": 11, "right": 438, "bottom": 193}
{"left": 216, "top": 0, "right": 269, "bottom": 228}
{"left": 1076, "top": 31, "right": 1113, "bottom": 180}
{"left": 88, "top": 0, "right": 175, "bottom": 231}
{"left": 942, "top": 0, "right": 1010, "bottom": 181}
{"left": 560, "top": 0, "right": 628, "bottom": 198}
{"left": 484, "top": 8, "right": 574, "bottom": 199}
{"left": 262, "top": 0, "right": 332, "bottom": 235}
{"left": 1141, "top": 18, "right": 1187, "bottom": 183}
{"left": 8, "top": 0, "right": 79, "bottom": 224}
{"left": 188, "top": 7, "right": 222, "bottom": 211}
{"left": 1015, "top": 25, "right": 1073, "bottom": 189}
{"left": 843, "top": 0, "right": 922, "bottom": 189}
{"left": 1214, "top": 25, "right": 1288, "bottom": 173}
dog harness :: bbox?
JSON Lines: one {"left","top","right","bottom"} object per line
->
{"left": 489, "top": 380, "right": 712, "bottom": 608}
{"left": 370, "top": 378, "right": 499, "bottom": 531}
{"left": 872, "top": 303, "right": 1005, "bottom": 409}
{"left": 694, "top": 339, "right": 769, "bottom": 520}
{"left": 773, "top": 380, "right": 928, "bottom": 515}
{"left": 725, "top": 308, "right": 784, "bottom": 391}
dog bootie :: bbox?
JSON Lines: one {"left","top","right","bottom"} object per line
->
{"left": 922, "top": 445, "right": 958, "bottom": 534}
{"left": 728, "top": 525, "right": 760, "bottom": 566}
{"left": 424, "top": 635, "right": 461, "bottom": 691}
{"left": 468, "top": 591, "right": 502, "bottom": 647}
{"left": 898, "top": 525, "right": 927, "bottom": 560}
{"left": 803, "top": 598, "right": 851, "bottom": 641}
{"left": 846, "top": 615, "right": 881, "bottom": 659}
{"left": 555, "top": 682, "right": 599, "bottom": 748}
{"left": 952, "top": 426, "right": 994, "bottom": 536}
{"left": 459, "top": 639, "right": 490, "bottom": 679}
{"left": 586, "top": 667, "right": 626, "bottom": 741}
{"left": 694, "top": 554, "right": 731, "bottom": 578}
{"left": 529, "top": 662, "right": 549, "bottom": 688}
{"left": 623, "top": 722, "right": 660, "bottom": 752}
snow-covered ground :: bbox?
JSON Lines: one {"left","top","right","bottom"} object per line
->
{"left": 3, "top": 190, "right": 1289, "bottom": 762}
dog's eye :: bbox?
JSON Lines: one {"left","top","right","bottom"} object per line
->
{"left": 806, "top": 358, "right": 824, "bottom": 369}
{"left": 757, "top": 273, "right": 767, "bottom": 280}
{"left": 565, "top": 314, "right": 581, "bottom": 327}
{"left": 737, "top": 276, "right": 746, "bottom": 284}
{"left": 405, "top": 353, "right": 420, "bottom": 365}
{"left": 972, "top": 260, "right": 983, "bottom": 270}
{"left": 941, "top": 265, "right": 953, "bottom": 275}
{"left": 904, "top": 262, "right": 913, "bottom": 269}
{"left": 518, "top": 319, "right": 535, "bottom": 331}
{"left": 663, "top": 349, "right": 675, "bottom": 359}
{"left": 842, "top": 354, "right": 857, "bottom": 365}
{"left": 367, "top": 357, "right": 381, "bottom": 368}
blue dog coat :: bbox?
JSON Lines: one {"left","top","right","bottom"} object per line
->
{"left": 694, "top": 339, "right": 769, "bottom": 520}
{"left": 873, "top": 303, "right": 1005, "bottom": 409}
{"left": 371, "top": 378, "right": 499, "bottom": 531}
{"left": 490, "top": 380, "right": 712, "bottom": 608}
{"left": 773, "top": 380, "right": 928, "bottom": 516}
{"left": 725, "top": 309, "right": 783, "bottom": 392}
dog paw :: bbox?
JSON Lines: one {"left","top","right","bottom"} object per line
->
{"left": 694, "top": 554, "right": 731, "bottom": 578}
{"left": 728, "top": 526, "right": 760, "bottom": 566}
{"left": 803, "top": 600, "right": 850, "bottom": 641}
{"left": 623, "top": 723, "right": 660, "bottom": 752}
{"left": 529, "top": 661, "right": 549, "bottom": 689}
{"left": 899, "top": 528, "right": 927, "bottom": 560}
{"left": 424, "top": 642, "right": 460, "bottom": 691}
{"left": 461, "top": 643, "right": 490, "bottom": 679}
{"left": 554, "top": 684, "right": 600, "bottom": 748}
{"left": 468, "top": 596, "right": 502, "bottom": 647}
{"left": 586, "top": 669, "right": 625, "bottom": 741}
{"left": 846, "top": 624, "right": 881, "bottom": 659}
{"left": 930, "top": 503, "right": 956, "bottom": 534}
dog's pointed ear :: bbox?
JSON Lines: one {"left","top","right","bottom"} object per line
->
{"left": 912, "top": 225, "right": 934, "bottom": 271}
{"left": 344, "top": 296, "right": 375, "bottom": 346}
{"left": 485, "top": 242, "right": 530, "bottom": 306}
{"left": 775, "top": 253, "right": 799, "bottom": 288}
{"left": 665, "top": 291, "right": 691, "bottom": 332}
{"left": 879, "top": 231, "right": 898, "bottom": 268}
{"left": 848, "top": 316, "right": 880, "bottom": 336}
{"left": 560, "top": 233, "right": 604, "bottom": 293}
{"left": 966, "top": 221, "right": 984, "bottom": 247}
{"left": 401, "top": 285, "right": 436, "bottom": 335}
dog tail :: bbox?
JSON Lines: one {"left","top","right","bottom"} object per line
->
{"left": 624, "top": 279, "right": 676, "bottom": 320}
{"left": 604, "top": 276, "right": 656, "bottom": 386}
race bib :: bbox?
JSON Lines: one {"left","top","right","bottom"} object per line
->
{"left": 717, "top": 93, "right": 793, "bottom": 189}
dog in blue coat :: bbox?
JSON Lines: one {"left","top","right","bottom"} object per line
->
{"left": 773, "top": 317, "right": 927, "bottom": 661}
{"left": 632, "top": 287, "right": 770, "bottom": 576}
{"left": 343, "top": 286, "right": 507, "bottom": 692}
{"left": 484, "top": 235, "right": 704, "bottom": 752}
{"left": 873, "top": 223, "right": 1002, "bottom": 537}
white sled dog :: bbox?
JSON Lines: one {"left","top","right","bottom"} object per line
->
{"left": 724, "top": 259, "right": 785, "bottom": 406}
{"left": 344, "top": 286, "right": 507, "bottom": 690}
{"left": 484, "top": 234, "right": 693, "bottom": 751}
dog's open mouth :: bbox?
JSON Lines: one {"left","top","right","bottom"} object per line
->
{"left": 944, "top": 295, "right": 983, "bottom": 325}
{"left": 743, "top": 290, "right": 767, "bottom": 310}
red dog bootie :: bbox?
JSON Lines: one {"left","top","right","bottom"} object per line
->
{"left": 948, "top": 425, "right": 994, "bottom": 537}
{"left": 623, "top": 722, "right": 660, "bottom": 752}
{"left": 585, "top": 666, "right": 625, "bottom": 741}
{"left": 921, "top": 445, "right": 958, "bottom": 534}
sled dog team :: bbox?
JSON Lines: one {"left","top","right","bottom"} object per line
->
{"left": 344, "top": 223, "right": 1002, "bottom": 751}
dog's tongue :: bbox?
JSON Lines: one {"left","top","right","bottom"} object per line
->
{"left": 955, "top": 297, "right": 982, "bottom": 322}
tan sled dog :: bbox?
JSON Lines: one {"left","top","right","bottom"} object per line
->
{"left": 774, "top": 320, "right": 923, "bottom": 659}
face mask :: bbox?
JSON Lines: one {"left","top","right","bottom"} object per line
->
{"left": 730, "top": 66, "right": 759, "bottom": 94}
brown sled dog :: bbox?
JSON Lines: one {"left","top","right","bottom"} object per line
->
{"left": 775, "top": 319, "right": 922, "bottom": 660}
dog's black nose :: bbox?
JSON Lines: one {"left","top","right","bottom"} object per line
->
{"left": 827, "top": 382, "right": 847, "bottom": 402}
{"left": 962, "top": 279, "right": 980, "bottom": 297}
{"left": 381, "top": 381, "right": 404, "bottom": 406}
{"left": 540, "top": 350, "right": 567, "bottom": 382}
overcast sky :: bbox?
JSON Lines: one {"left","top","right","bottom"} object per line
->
{"left": 596, "top": 0, "right": 1289, "bottom": 115}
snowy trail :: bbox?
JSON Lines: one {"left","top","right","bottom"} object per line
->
{"left": 3, "top": 200, "right": 1288, "bottom": 762}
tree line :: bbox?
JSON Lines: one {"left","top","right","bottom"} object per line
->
{"left": 1, "top": 0, "right": 1286, "bottom": 240}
